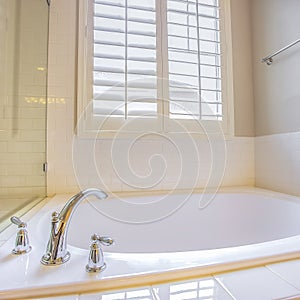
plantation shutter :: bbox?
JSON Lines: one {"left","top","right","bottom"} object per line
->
{"left": 167, "top": 0, "right": 222, "bottom": 120}
{"left": 93, "top": 0, "right": 158, "bottom": 118}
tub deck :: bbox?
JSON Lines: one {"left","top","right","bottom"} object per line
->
{"left": 1, "top": 187, "right": 300, "bottom": 299}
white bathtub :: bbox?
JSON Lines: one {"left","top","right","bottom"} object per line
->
{"left": 1, "top": 187, "right": 300, "bottom": 299}
{"left": 67, "top": 190, "right": 300, "bottom": 253}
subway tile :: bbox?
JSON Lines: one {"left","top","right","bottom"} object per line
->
{"left": 6, "top": 165, "right": 33, "bottom": 176}
{"left": 19, "top": 153, "right": 45, "bottom": 163}
{"left": 7, "top": 142, "right": 33, "bottom": 153}
{"left": 25, "top": 175, "right": 45, "bottom": 187}
{"left": 255, "top": 133, "right": 300, "bottom": 196}
{"left": 48, "top": 137, "right": 255, "bottom": 193}
{"left": 19, "top": 130, "right": 46, "bottom": 142}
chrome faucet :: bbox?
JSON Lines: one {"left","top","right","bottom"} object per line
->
{"left": 86, "top": 233, "right": 114, "bottom": 273}
{"left": 41, "top": 188, "right": 108, "bottom": 266}
{"left": 11, "top": 216, "right": 32, "bottom": 255}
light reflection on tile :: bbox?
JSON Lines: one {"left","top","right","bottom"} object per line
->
{"left": 152, "top": 277, "right": 233, "bottom": 300}
{"left": 79, "top": 287, "right": 155, "bottom": 300}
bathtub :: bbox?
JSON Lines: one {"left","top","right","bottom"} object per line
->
{"left": 1, "top": 187, "right": 300, "bottom": 299}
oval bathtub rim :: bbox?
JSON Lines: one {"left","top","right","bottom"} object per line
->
{"left": 1, "top": 238, "right": 300, "bottom": 300}
{"left": 1, "top": 187, "right": 300, "bottom": 299}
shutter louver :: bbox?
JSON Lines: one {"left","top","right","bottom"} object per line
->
{"left": 167, "top": 0, "right": 222, "bottom": 120}
{"left": 93, "top": 0, "right": 157, "bottom": 118}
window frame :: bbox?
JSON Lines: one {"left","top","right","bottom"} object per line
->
{"left": 76, "top": 0, "right": 234, "bottom": 138}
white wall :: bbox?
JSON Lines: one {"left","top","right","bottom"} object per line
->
{"left": 256, "top": 133, "right": 300, "bottom": 196}
{"left": 230, "top": 0, "right": 254, "bottom": 137}
{"left": 252, "top": 0, "right": 300, "bottom": 136}
{"left": 252, "top": 0, "right": 300, "bottom": 196}
{"left": 47, "top": 0, "right": 255, "bottom": 196}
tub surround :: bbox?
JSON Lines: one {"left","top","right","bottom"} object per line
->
{"left": 48, "top": 135, "right": 255, "bottom": 196}
{"left": 2, "top": 188, "right": 300, "bottom": 299}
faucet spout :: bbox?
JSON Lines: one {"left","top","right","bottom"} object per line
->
{"left": 41, "top": 188, "right": 108, "bottom": 266}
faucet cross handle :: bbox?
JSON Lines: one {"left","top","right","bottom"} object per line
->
{"left": 10, "top": 216, "right": 32, "bottom": 255}
{"left": 86, "top": 233, "right": 114, "bottom": 273}
{"left": 11, "top": 216, "right": 26, "bottom": 228}
{"left": 95, "top": 234, "right": 114, "bottom": 247}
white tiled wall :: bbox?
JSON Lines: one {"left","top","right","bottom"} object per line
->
{"left": 46, "top": 0, "right": 255, "bottom": 196}
{"left": 0, "top": 0, "right": 47, "bottom": 200}
{"left": 47, "top": 0, "right": 78, "bottom": 195}
{"left": 49, "top": 134, "right": 255, "bottom": 195}
{"left": 255, "top": 132, "right": 300, "bottom": 197}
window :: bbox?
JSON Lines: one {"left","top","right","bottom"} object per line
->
{"left": 93, "top": 0, "right": 158, "bottom": 119}
{"left": 77, "top": 0, "right": 233, "bottom": 135}
{"left": 167, "top": 0, "right": 222, "bottom": 120}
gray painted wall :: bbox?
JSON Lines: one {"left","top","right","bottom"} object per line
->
{"left": 231, "top": 0, "right": 255, "bottom": 137}
{"left": 252, "top": 0, "right": 300, "bottom": 136}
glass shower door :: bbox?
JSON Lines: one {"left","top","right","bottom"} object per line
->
{"left": 0, "top": 0, "right": 48, "bottom": 230}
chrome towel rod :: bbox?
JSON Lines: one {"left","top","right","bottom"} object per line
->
{"left": 261, "top": 38, "right": 300, "bottom": 65}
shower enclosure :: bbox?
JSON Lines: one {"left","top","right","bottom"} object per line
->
{"left": 0, "top": 0, "right": 49, "bottom": 231}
